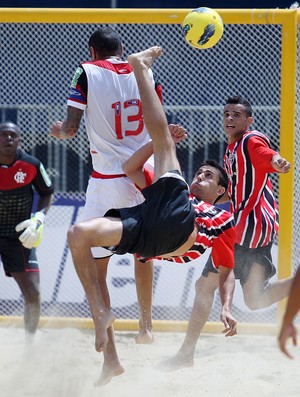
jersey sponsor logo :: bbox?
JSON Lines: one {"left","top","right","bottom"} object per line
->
{"left": 14, "top": 171, "right": 27, "bottom": 184}
{"left": 70, "top": 88, "right": 82, "bottom": 96}
{"left": 200, "top": 202, "right": 212, "bottom": 211}
{"left": 207, "top": 207, "right": 218, "bottom": 215}
{"left": 39, "top": 163, "right": 52, "bottom": 187}
{"left": 70, "top": 67, "right": 83, "bottom": 88}
{"left": 127, "top": 99, "right": 139, "bottom": 106}
{"left": 114, "top": 102, "right": 121, "bottom": 115}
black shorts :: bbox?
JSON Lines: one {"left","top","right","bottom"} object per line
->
{"left": 106, "top": 171, "right": 195, "bottom": 258}
{"left": 202, "top": 243, "right": 276, "bottom": 286}
{"left": 0, "top": 238, "right": 39, "bottom": 277}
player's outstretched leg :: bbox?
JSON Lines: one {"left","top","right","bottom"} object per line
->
{"left": 127, "top": 47, "right": 166, "bottom": 150}
{"left": 128, "top": 47, "right": 181, "bottom": 182}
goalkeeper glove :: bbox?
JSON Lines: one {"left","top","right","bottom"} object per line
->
{"left": 15, "top": 211, "right": 45, "bottom": 249}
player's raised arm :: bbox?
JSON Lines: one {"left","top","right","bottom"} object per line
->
{"left": 122, "top": 141, "right": 154, "bottom": 190}
{"left": 50, "top": 106, "right": 83, "bottom": 140}
{"left": 123, "top": 124, "right": 187, "bottom": 189}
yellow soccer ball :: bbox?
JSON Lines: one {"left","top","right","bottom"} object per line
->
{"left": 182, "top": 7, "right": 224, "bottom": 49}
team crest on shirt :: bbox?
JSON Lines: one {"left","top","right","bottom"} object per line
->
{"left": 200, "top": 202, "right": 218, "bottom": 215}
{"left": 14, "top": 171, "right": 27, "bottom": 183}
{"left": 207, "top": 207, "right": 218, "bottom": 215}
{"left": 228, "top": 152, "right": 235, "bottom": 164}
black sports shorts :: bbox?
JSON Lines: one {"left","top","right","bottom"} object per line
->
{"left": 105, "top": 171, "right": 196, "bottom": 258}
{"left": 0, "top": 238, "right": 39, "bottom": 277}
{"left": 202, "top": 243, "right": 276, "bottom": 286}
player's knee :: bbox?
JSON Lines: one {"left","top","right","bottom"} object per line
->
{"left": 243, "top": 294, "right": 262, "bottom": 310}
{"left": 195, "top": 275, "right": 218, "bottom": 294}
{"left": 67, "top": 223, "right": 85, "bottom": 249}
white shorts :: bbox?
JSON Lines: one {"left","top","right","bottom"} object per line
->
{"left": 80, "top": 176, "right": 145, "bottom": 258}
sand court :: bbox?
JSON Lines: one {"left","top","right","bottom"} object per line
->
{"left": 0, "top": 326, "right": 299, "bottom": 397}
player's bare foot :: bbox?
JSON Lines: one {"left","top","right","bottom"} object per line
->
{"left": 156, "top": 354, "right": 194, "bottom": 372}
{"left": 127, "top": 46, "right": 163, "bottom": 70}
{"left": 135, "top": 328, "right": 154, "bottom": 344}
{"left": 94, "top": 310, "right": 116, "bottom": 352}
{"left": 94, "top": 361, "right": 125, "bottom": 387}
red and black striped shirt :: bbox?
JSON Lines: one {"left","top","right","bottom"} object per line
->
{"left": 154, "top": 198, "right": 236, "bottom": 269}
{"left": 224, "top": 130, "right": 279, "bottom": 248}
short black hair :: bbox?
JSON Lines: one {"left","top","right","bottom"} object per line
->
{"left": 199, "top": 159, "right": 228, "bottom": 190}
{"left": 0, "top": 121, "right": 21, "bottom": 135}
{"left": 225, "top": 96, "right": 253, "bottom": 117}
{"left": 88, "top": 26, "right": 122, "bottom": 57}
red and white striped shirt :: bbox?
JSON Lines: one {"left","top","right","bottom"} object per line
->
{"left": 224, "top": 130, "right": 279, "bottom": 248}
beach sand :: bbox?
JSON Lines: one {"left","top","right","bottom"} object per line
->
{"left": 0, "top": 326, "right": 299, "bottom": 397}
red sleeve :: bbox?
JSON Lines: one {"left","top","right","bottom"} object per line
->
{"left": 143, "top": 167, "right": 154, "bottom": 188}
{"left": 155, "top": 82, "right": 163, "bottom": 104}
{"left": 211, "top": 227, "right": 236, "bottom": 269}
{"left": 134, "top": 167, "right": 154, "bottom": 191}
{"left": 247, "top": 136, "right": 278, "bottom": 173}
